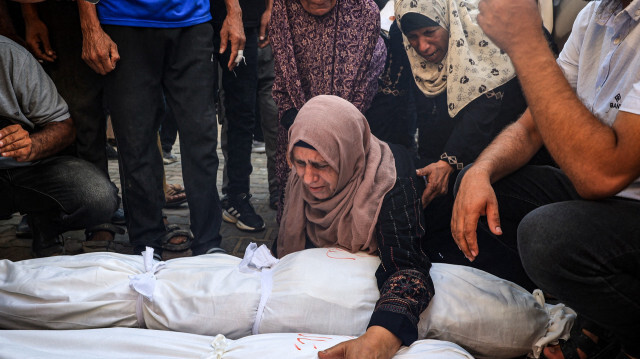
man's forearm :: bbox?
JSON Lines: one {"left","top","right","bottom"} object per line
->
{"left": 29, "top": 118, "right": 76, "bottom": 161}
{"left": 77, "top": 0, "right": 101, "bottom": 34}
{"left": 223, "top": 0, "right": 242, "bottom": 19}
{"left": 471, "top": 109, "right": 543, "bottom": 183}
{"left": 507, "top": 32, "right": 636, "bottom": 197}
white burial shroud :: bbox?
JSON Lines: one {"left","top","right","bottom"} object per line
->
{"left": 0, "top": 244, "right": 576, "bottom": 359}
{"left": 0, "top": 329, "right": 475, "bottom": 359}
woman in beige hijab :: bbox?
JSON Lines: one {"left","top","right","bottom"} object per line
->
{"left": 277, "top": 95, "right": 434, "bottom": 359}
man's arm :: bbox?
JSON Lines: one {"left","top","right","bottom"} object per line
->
{"left": 77, "top": 0, "right": 119, "bottom": 75}
{"left": 219, "top": 0, "right": 245, "bottom": 70}
{"left": 0, "top": 118, "right": 75, "bottom": 162}
{"left": 451, "top": 109, "right": 543, "bottom": 261}
{"left": 258, "top": 0, "right": 273, "bottom": 48}
{"left": 21, "top": 3, "right": 56, "bottom": 62}
{"left": 477, "top": 0, "right": 640, "bottom": 199}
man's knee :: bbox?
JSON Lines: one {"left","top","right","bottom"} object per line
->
{"left": 517, "top": 202, "right": 577, "bottom": 288}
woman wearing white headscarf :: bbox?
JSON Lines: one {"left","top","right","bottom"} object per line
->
{"left": 277, "top": 95, "right": 434, "bottom": 359}
{"left": 396, "top": 0, "right": 537, "bottom": 290}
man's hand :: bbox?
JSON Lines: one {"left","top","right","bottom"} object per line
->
{"left": 318, "top": 326, "right": 402, "bottom": 359}
{"left": 219, "top": 2, "right": 245, "bottom": 71}
{"left": 258, "top": 7, "right": 271, "bottom": 48}
{"left": 477, "top": 0, "right": 543, "bottom": 54}
{"left": 22, "top": 4, "right": 57, "bottom": 62}
{"left": 416, "top": 160, "right": 454, "bottom": 207}
{"left": 81, "top": 27, "right": 119, "bottom": 75}
{"left": 0, "top": 125, "right": 33, "bottom": 162}
{"left": 450, "top": 166, "right": 502, "bottom": 261}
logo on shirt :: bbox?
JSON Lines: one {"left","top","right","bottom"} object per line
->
{"left": 610, "top": 93, "right": 622, "bottom": 109}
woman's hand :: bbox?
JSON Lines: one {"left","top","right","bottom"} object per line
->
{"left": 416, "top": 160, "right": 454, "bottom": 207}
{"left": 318, "top": 326, "right": 402, "bottom": 359}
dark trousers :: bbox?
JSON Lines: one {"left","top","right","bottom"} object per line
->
{"left": 216, "top": 26, "right": 258, "bottom": 196}
{"left": 103, "top": 24, "right": 221, "bottom": 254}
{"left": 256, "top": 44, "right": 279, "bottom": 198}
{"left": 38, "top": 2, "right": 108, "bottom": 176}
{"left": 160, "top": 101, "right": 179, "bottom": 155}
{"left": 0, "top": 157, "right": 118, "bottom": 236}
{"left": 458, "top": 165, "right": 640, "bottom": 356}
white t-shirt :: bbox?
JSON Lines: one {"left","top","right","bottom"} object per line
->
{"left": 557, "top": 0, "right": 640, "bottom": 200}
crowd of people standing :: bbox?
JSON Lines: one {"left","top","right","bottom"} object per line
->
{"left": 0, "top": 0, "right": 638, "bottom": 358}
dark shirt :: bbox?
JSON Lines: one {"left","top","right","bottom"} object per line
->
{"left": 365, "top": 22, "right": 416, "bottom": 150}
{"left": 415, "top": 77, "right": 527, "bottom": 169}
{"left": 211, "top": 0, "right": 265, "bottom": 28}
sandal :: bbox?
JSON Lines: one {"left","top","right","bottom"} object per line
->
{"left": 166, "top": 184, "right": 185, "bottom": 194}
{"left": 83, "top": 223, "right": 126, "bottom": 253}
{"left": 542, "top": 316, "right": 619, "bottom": 359}
{"left": 164, "top": 185, "right": 187, "bottom": 208}
{"left": 160, "top": 226, "right": 193, "bottom": 252}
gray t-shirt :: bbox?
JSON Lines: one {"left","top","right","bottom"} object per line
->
{"left": 0, "top": 35, "right": 69, "bottom": 168}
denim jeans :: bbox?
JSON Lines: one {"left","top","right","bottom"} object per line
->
{"left": 457, "top": 164, "right": 640, "bottom": 356}
{"left": 0, "top": 156, "right": 118, "bottom": 236}
{"left": 103, "top": 24, "right": 222, "bottom": 254}
{"left": 216, "top": 26, "right": 259, "bottom": 197}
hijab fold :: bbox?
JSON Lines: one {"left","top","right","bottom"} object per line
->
{"left": 277, "top": 96, "right": 396, "bottom": 258}
{"left": 395, "top": 0, "right": 516, "bottom": 117}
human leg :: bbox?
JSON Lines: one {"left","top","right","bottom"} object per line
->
{"left": 3, "top": 157, "right": 118, "bottom": 256}
{"left": 102, "top": 25, "right": 167, "bottom": 253}
{"left": 257, "top": 44, "right": 279, "bottom": 209}
{"left": 217, "top": 26, "right": 264, "bottom": 232}
{"left": 40, "top": 2, "right": 108, "bottom": 176}
{"left": 162, "top": 23, "right": 223, "bottom": 254}
{"left": 519, "top": 199, "right": 640, "bottom": 358}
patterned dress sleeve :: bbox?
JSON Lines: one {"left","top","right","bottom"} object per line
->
{"left": 367, "top": 145, "right": 435, "bottom": 346}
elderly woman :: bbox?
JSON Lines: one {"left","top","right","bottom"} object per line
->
{"left": 276, "top": 95, "right": 433, "bottom": 359}
{"left": 395, "top": 0, "right": 535, "bottom": 289}
{"left": 269, "top": 0, "right": 386, "bottom": 220}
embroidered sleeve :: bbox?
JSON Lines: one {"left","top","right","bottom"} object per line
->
{"left": 369, "top": 176, "right": 435, "bottom": 345}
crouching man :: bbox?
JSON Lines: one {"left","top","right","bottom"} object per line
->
{"left": 0, "top": 35, "right": 118, "bottom": 257}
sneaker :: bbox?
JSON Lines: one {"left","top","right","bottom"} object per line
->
{"left": 163, "top": 151, "right": 178, "bottom": 164}
{"left": 16, "top": 215, "right": 32, "bottom": 238}
{"left": 111, "top": 208, "right": 126, "bottom": 225}
{"left": 251, "top": 140, "right": 266, "bottom": 153}
{"left": 222, "top": 193, "right": 265, "bottom": 232}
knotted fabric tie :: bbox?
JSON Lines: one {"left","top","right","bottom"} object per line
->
{"left": 238, "top": 243, "right": 280, "bottom": 335}
{"left": 128, "top": 247, "right": 165, "bottom": 328}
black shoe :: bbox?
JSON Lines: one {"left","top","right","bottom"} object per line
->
{"left": 111, "top": 208, "right": 126, "bottom": 225}
{"left": 106, "top": 144, "right": 118, "bottom": 159}
{"left": 16, "top": 215, "right": 32, "bottom": 238}
{"left": 222, "top": 193, "right": 265, "bottom": 232}
{"left": 28, "top": 215, "right": 65, "bottom": 258}
{"left": 269, "top": 194, "right": 279, "bottom": 211}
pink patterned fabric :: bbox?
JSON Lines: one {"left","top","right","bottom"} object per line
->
{"left": 269, "top": 0, "right": 386, "bottom": 222}
{"left": 269, "top": 0, "right": 386, "bottom": 116}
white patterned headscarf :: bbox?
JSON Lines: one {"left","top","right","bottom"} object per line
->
{"left": 395, "top": 0, "right": 516, "bottom": 117}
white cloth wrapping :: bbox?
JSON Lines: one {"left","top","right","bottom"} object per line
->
{"left": 0, "top": 329, "right": 474, "bottom": 359}
{"left": 0, "top": 246, "right": 575, "bottom": 358}
{"left": 258, "top": 247, "right": 381, "bottom": 336}
{"left": 418, "top": 264, "right": 576, "bottom": 359}
{"left": 0, "top": 250, "right": 262, "bottom": 339}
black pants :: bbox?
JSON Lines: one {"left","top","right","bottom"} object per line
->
{"left": 38, "top": 1, "right": 108, "bottom": 175}
{"left": 217, "top": 26, "right": 259, "bottom": 196}
{"left": 103, "top": 23, "right": 221, "bottom": 254}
